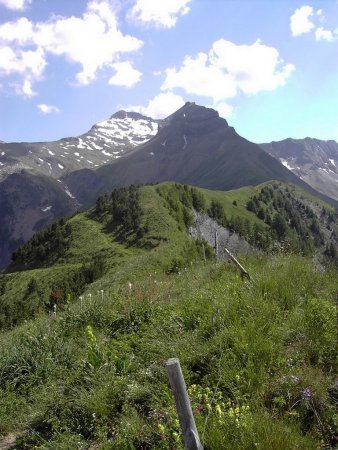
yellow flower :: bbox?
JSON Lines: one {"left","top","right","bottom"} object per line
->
{"left": 158, "top": 424, "right": 165, "bottom": 434}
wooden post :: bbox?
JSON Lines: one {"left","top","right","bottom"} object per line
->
{"left": 202, "top": 243, "right": 206, "bottom": 263}
{"left": 214, "top": 230, "right": 218, "bottom": 262}
{"left": 166, "top": 358, "right": 203, "bottom": 450}
{"left": 223, "top": 247, "right": 252, "bottom": 281}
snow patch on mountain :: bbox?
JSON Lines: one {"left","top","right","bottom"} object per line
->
{"left": 0, "top": 111, "right": 160, "bottom": 182}
{"left": 280, "top": 159, "right": 294, "bottom": 170}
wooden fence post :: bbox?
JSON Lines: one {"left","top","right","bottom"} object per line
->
{"left": 202, "top": 243, "right": 206, "bottom": 263}
{"left": 214, "top": 230, "right": 218, "bottom": 262}
{"left": 166, "top": 358, "right": 203, "bottom": 450}
{"left": 223, "top": 246, "right": 253, "bottom": 281}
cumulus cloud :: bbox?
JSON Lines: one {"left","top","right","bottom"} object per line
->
{"left": 37, "top": 103, "right": 60, "bottom": 114}
{"left": 290, "top": 5, "right": 315, "bottom": 36}
{"left": 315, "top": 27, "right": 335, "bottom": 42}
{"left": 128, "top": 92, "right": 185, "bottom": 118}
{"left": 162, "top": 39, "right": 295, "bottom": 104}
{"left": 108, "top": 61, "right": 142, "bottom": 87}
{"left": 128, "top": 0, "right": 191, "bottom": 28}
{"left": 0, "top": 46, "right": 45, "bottom": 76}
{"left": 0, "top": 0, "right": 31, "bottom": 10}
{"left": 0, "top": 1, "right": 143, "bottom": 95}
{"left": 290, "top": 5, "right": 337, "bottom": 43}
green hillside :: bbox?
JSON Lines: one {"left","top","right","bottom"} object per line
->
{"left": 0, "top": 182, "right": 337, "bottom": 449}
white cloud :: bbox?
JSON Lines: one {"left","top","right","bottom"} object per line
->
{"left": 0, "top": 17, "right": 34, "bottom": 44}
{"left": 213, "top": 102, "right": 233, "bottom": 119}
{"left": 128, "top": 92, "right": 185, "bottom": 118}
{"left": 290, "top": 5, "right": 314, "bottom": 36}
{"left": 315, "top": 27, "right": 335, "bottom": 42}
{"left": 0, "top": 0, "right": 31, "bottom": 10}
{"left": 0, "top": 46, "right": 45, "bottom": 76}
{"left": 162, "top": 39, "right": 295, "bottom": 103}
{"left": 128, "top": 0, "right": 191, "bottom": 28}
{"left": 35, "top": 1, "right": 143, "bottom": 85}
{"left": 108, "top": 61, "right": 142, "bottom": 87}
{"left": 0, "top": 1, "right": 143, "bottom": 95}
{"left": 290, "top": 5, "right": 337, "bottom": 43}
{"left": 20, "top": 79, "right": 36, "bottom": 97}
{"left": 37, "top": 103, "right": 60, "bottom": 114}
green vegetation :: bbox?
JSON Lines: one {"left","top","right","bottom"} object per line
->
{"left": 0, "top": 182, "right": 337, "bottom": 449}
{"left": 246, "top": 183, "right": 338, "bottom": 260}
{"left": 10, "top": 218, "right": 72, "bottom": 270}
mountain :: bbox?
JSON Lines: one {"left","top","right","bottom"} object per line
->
{"left": 0, "top": 112, "right": 159, "bottom": 270}
{"left": 1, "top": 102, "right": 337, "bottom": 271}
{"left": 64, "top": 103, "right": 338, "bottom": 208}
{"left": 0, "top": 111, "right": 159, "bottom": 181}
{"left": 260, "top": 138, "right": 338, "bottom": 202}
{"left": 0, "top": 170, "right": 78, "bottom": 269}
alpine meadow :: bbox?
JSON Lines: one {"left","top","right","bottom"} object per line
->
{"left": 0, "top": 1, "right": 338, "bottom": 449}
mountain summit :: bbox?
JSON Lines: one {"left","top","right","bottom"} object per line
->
{"left": 65, "top": 102, "right": 327, "bottom": 206}
{"left": 0, "top": 111, "right": 159, "bottom": 183}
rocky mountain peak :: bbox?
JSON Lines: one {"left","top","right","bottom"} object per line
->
{"left": 109, "top": 110, "right": 152, "bottom": 121}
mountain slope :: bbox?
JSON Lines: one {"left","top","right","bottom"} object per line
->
{"left": 2, "top": 103, "right": 338, "bottom": 271}
{"left": 0, "top": 112, "right": 159, "bottom": 271}
{"left": 260, "top": 138, "right": 338, "bottom": 202}
{"left": 0, "top": 170, "right": 78, "bottom": 270}
{"left": 64, "top": 103, "right": 338, "bottom": 209}
{"left": 3, "top": 181, "right": 337, "bottom": 325}
{"left": 0, "top": 182, "right": 337, "bottom": 449}
{"left": 0, "top": 111, "right": 159, "bottom": 181}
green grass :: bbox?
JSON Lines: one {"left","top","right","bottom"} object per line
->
{"left": 0, "top": 254, "right": 337, "bottom": 449}
{"left": 0, "top": 182, "right": 337, "bottom": 449}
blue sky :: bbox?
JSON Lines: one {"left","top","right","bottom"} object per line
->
{"left": 0, "top": 0, "right": 338, "bottom": 144}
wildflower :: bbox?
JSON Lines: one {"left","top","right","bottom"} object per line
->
{"left": 194, "top": 405, "right": 204, "bottom": 415}
{"left": 291, "top": 375, "right": 300, "bottom": 383}
{"left": 301, "top": 387, "right": 312, "bottom": 401}
{"left": 158, "top": 423, "right": 165, "bottom": 434}
{"left": 173, "top": 432, "right": 180, "bottom": 443}
{"left": 215, "top": 405, "right": 223, "bottom": 417}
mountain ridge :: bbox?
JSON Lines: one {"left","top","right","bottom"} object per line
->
{"left": 260, "top": 137, "right": 338, "bottom": 202}
{"left": 1, "top": 102, "right": 338, "bottom": 271}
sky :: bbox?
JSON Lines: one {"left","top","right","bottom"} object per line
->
{"left": 0, "top": 0, "right": 338, "bottom": 144}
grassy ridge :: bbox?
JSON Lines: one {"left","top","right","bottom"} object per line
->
{"left": 0, "top": 182, "right": 337, "bottom": 448}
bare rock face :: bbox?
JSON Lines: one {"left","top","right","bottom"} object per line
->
{"left": 189, "top": 210, "right": 252, "bottom": 257}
